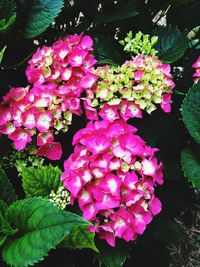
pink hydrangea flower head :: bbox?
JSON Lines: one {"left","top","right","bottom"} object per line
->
{"left": 61, "top": 119, "right": 164, "bottom": 246}
{"left": 26, "top": 33, "right": 97, "bottom": 91}
{"left": 0, "top": 34, "right": 98, "bottom": 159}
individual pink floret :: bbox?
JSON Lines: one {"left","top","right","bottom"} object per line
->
{"left": 192, "top": 56, "right": 200, "bottom": 83}
{"left": 9, "top": 128, "right": 32, "bottom": 151}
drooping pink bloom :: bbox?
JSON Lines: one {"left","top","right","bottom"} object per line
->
{"left": 36, "top": 142, "right": 62, "bottom": 160}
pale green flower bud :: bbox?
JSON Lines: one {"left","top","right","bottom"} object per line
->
{"left": 49, "top": 186, "right": 70, "bottom": 210}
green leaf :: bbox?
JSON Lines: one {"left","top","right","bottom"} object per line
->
{"left": 23, "top": 0, "right": 64, "bottom": 38}
{"left": 0, "top": 200, "right": 17, "bottom": 247}
{"left": 95, "top": 0, "right": 138, "bottom": 24}
{"left": 0, "top": 0, "right": 16, "bottom": 32}
{"left": 0, "top": 46, "right": 6, "bottom": 64}
{"left": 62, "top": 224, "right": 98, "bottom": 252}
{"left": 19, "top": 164, "right": 62, "bottom": 198}
{"left": 0, "top": 200, "right": 8, "bottom": 247}
{"left": 2, "top": 198, "right": 89, "bottom": 267}
{"left": 151, "top": 217, "right": 185, "bottom": 245}
{"left": 0, "top": 169, "right": 17, "bottom": 204}
{"left": 0, "top": 199, "right": 8, "bottom": 214}
{"left": 94, "top": 35, "right": 121, "bottom": 64}
{"left": 154, "top": 26, "right": 188, "bottom": 63}
{"left": 181, "top": 149, "right": 200, "bottom": 190}
{"left": 182, "top": 81, "right": 200, "bottom": 144}
{"left": 97, "top": 59, "right": 118, "bottom": 67}
{"left": 95, "top": 241, "right": 129, "bottom": 267}
{"left": 0, "top": 235, "right": 7, "bottom": 247}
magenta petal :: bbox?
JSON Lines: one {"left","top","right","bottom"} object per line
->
{"left": 135, "top": 218, "right": 146, "bottom": 235}
{"left": 78, "top": 189, "right": 92, "bottom": 209}
{"left": 95, "top": 194, "right": 120, "bottom": 210}
{"left": 100, "top": 174, "right": 121, "bottom": 197}
{"left": 79, "top": 35, "right": 93, "bottom": 50}
{"left": 124, "top": 172, "right": 138, "bottom": 190}
{"left": 9, "top": 129, "right": 32, "bottom": 151}
{"left": 99, "top": 229, "right": 115, "bottom": 247}
{"left": 99, "top": 105, "right": 120, "bottom": 121}
{"left": 63, "top": 174, "right": 82, "bottom": 198}
{"left": 80, "top": 72, "right": 98, "bottom": 89}
{"left": 37, "top": 130, "right": 54, "bottom": 146}
{"left": 80, "top": 134, "right": 111, "bottom": 155}
{"left": 0, "top": 122, "right": 15, "bottom": 134}
{"left": 119, "top": 133, "right": 144, "bottom": 156}
{"left": 36, "top": 142, "right": 62, "bottom": 160}
{"left": 112, "top": 145, "right": 132, "bottom": 164}
{"left": 149, "top": 197, "right": 162, "bottom": 215}
{"left": 82, "top": 203, "right": 97, "bottom": 221}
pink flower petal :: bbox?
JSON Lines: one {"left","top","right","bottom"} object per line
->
{"left": 36, "top": 142, "right": 62, "bottom": 160}
{"left": 149, "top": 197, "right": 162, "bottom": 215}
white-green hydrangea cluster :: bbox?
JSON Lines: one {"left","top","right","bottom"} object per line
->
{"left": 119, "top": 31, "right": 158, "bottom": 56}
{"left": 91, "top": 53, "right": 174, "bottom": 114}
{"left": 49, "top": 186, "right": 70, "bottom": 210}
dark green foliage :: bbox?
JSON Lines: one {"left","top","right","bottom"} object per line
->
{"left": 19, "top": 164, "right": 62, "bottom": 198}
{"left": 154, "top": 26, "right": 189, "bottom": 63}
{"left": 181, "top": 149, "right": 200, "bottom": 190}
{"left": 22, "top": 0, "right": 65, "bottom": 38}
{"left": 0, "top": 0, "right": 16, "bottom": 32}
{"left": 0, "top": 200, "right": 17, "bottom": 247}
{"left": 95, "top": 241, "right": 130, "bottom": 267}
{"left": 94, "top": 0, "right": 138, "bottom": 24}
{"left": 0, "top": 169, "right": 17, "bottom": 204}
{"left": 94, "top": 35, "right": 122, "bottom": 64}
{"left": 62, "top": 224, "right": 98, "bottom": 252}
{"left": 182, "top": 82, "right": 200, "bottom": 144}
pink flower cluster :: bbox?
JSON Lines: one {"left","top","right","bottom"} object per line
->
{"left": 0, "top": 34, "right": 98, "bottom": 160}
{"left": 84, "top": 54, "right": 175, "bottom": 122}
{"left": 61, "top": 119, "right": 163, "bottom": 246}
{"left": 192, "top": 56, "right": 200, "bottom": 83}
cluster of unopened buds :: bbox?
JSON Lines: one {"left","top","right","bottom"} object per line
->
{"left": 119, "top": 31, "right": 158, "bottom": 56}
{"left": 61, "top": 119, "right": 163, "bottom": 246}
{"left": 0, "top": 34, "right": 97, "bottom": 159}
{"left": 192, "top": 56, "right": 200, "bottom": 83}
{"left": 84, "top": 54, "right": 175, "bottom": 121}
{"left": 49, "top": 186, "right": 70, "bottom": 210}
